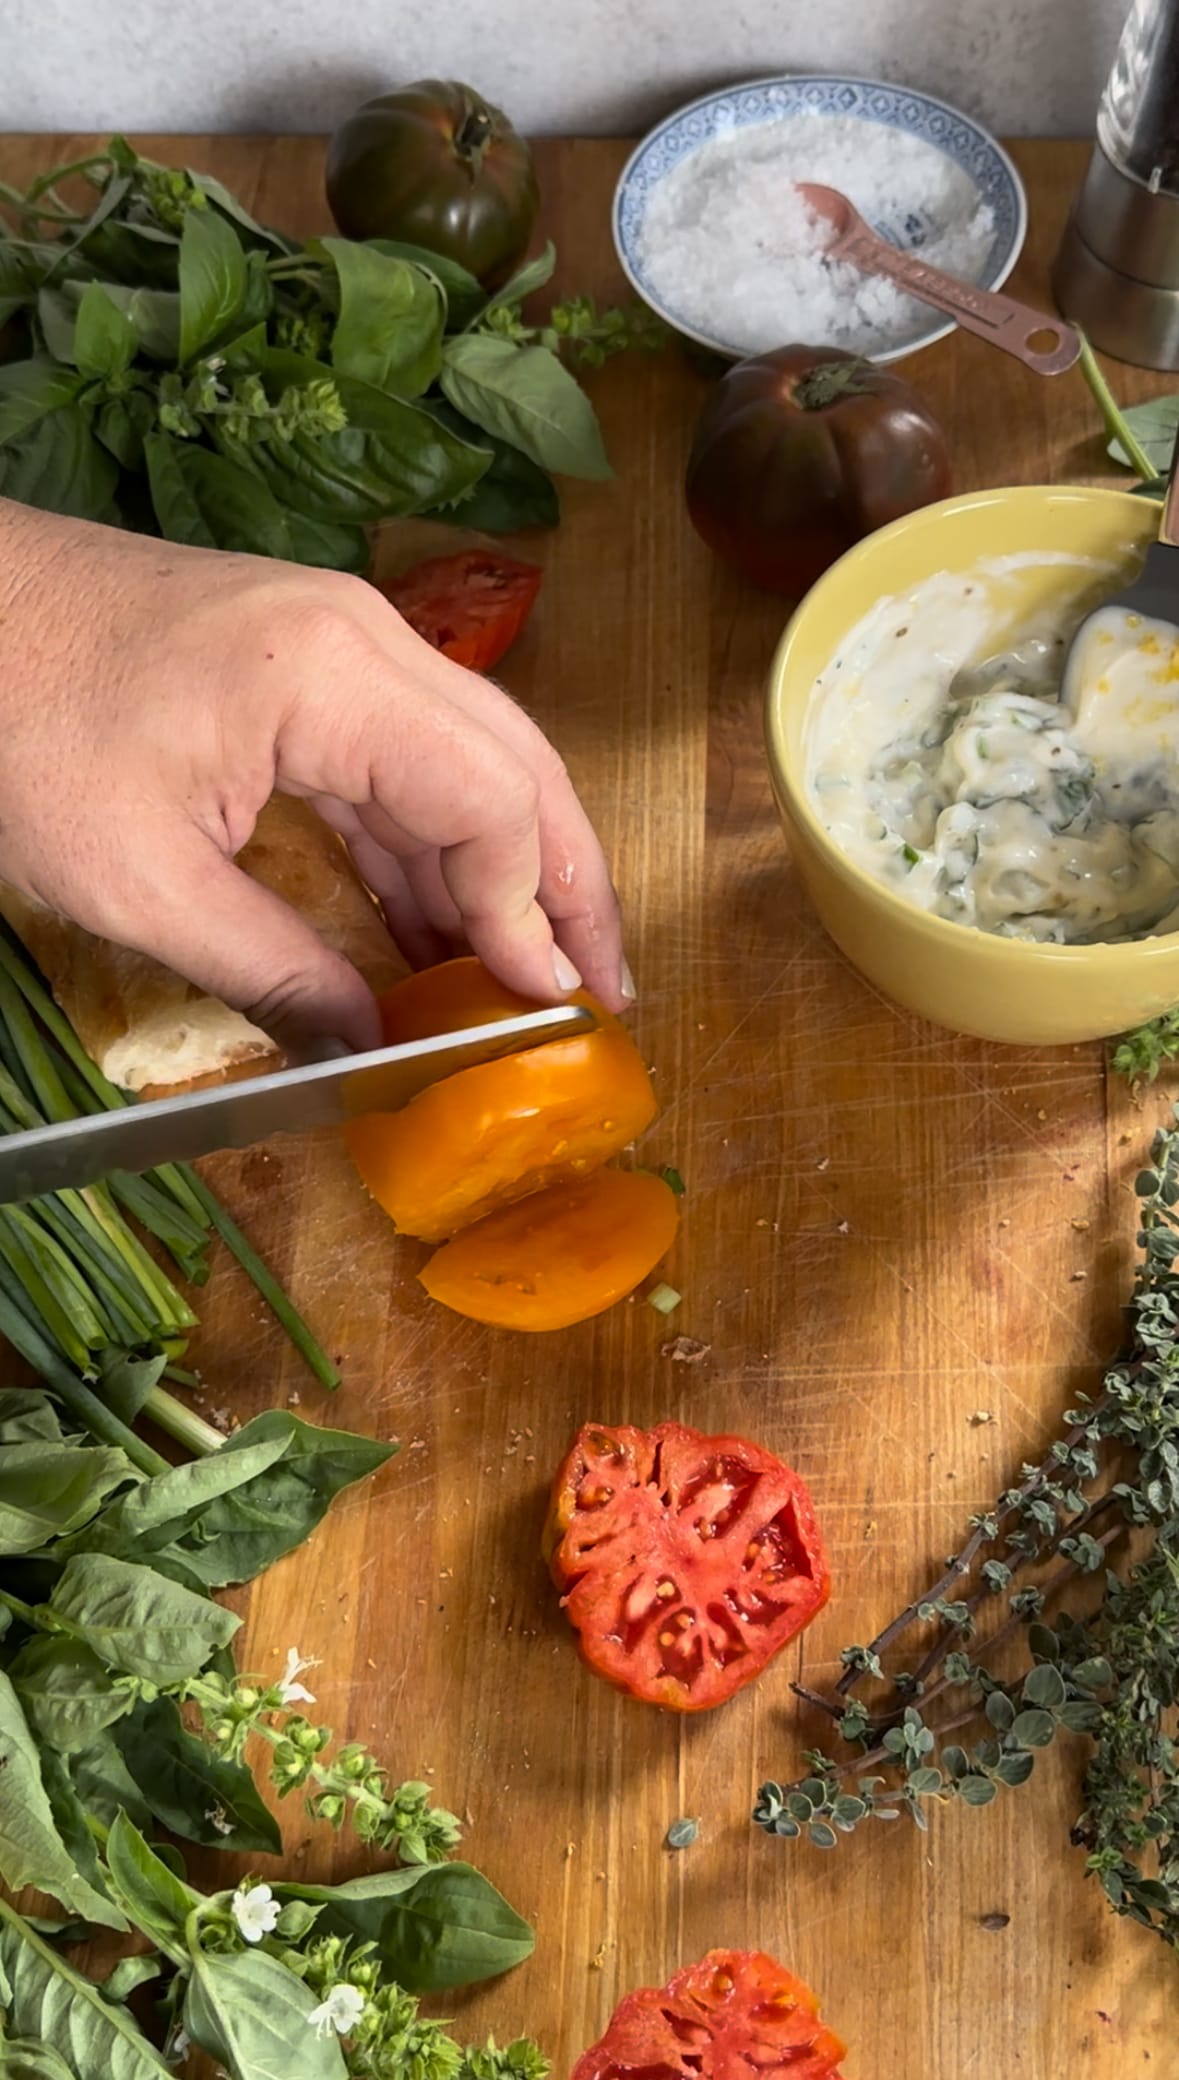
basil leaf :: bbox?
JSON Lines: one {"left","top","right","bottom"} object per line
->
{"left": 256, "top": 349, "right": 491, "bottom": 518}
{"left": 0, "top": 1672, "right": 124, "bottom": 1928}
{"left": 188, "top": 171, "right": 295, "bottom": 256}
{"left": 9, "top": 1637, "right": 131, "bottom": 1753}
{"left": 478, "top": 241, "right": 557, "bottom": 319}
{"left": 37, "top": 1748, "right": 126, "bottom": 1930}
{"left": 0, "top": 1902, "right": 174, "bottom": 2078}
{"left": 325, "top": 238, "right": 444, "bottom": 398}
{"left": 440, "top": 335, "right": 611, "bottom": 480}
{"left": 94, "top": 1351, "right": 167, "bottom": 1428}
{"left": 161, "top": 1410, "right": 397, "bottom": 1587}
{"left": 0, "top": 2037, "right": 78, "bottom": 2079}
{"left": 354, "top": 1862, "right": 535, "bottom": 1991}
{"left": 427, "top": 402, "right": 557, "bottom": 530}
{"left": 145, "top": 434, "right": 292, "bottom": 557}
{"left": 93, "top": 393, "right": 152, "bottom": 470}
{"left": 143, "top": 430, "right": 214, "bottom": 547}
{"left": 0, "top": 406, "right": 119, "bottom": 523}
{"left": 83, "top": 282, "right": 180, "bottom": 363}
{"left": 67, "top": 1733, "right": 151, "bottom": 1832}
{"left": 183, "top": 1947, "right": 347, "bottom": 2080}
{"left": 0, "top": 1442, "right": 135, "bottom": 1554}
{"left": 367, "top": 239, "right": 487, "bottom": 328}
{"left": 0, "top": 1392, "right": 64, "bottom": 1445}
{"left": 73, "top": 282, "right": 137, "bottom": 381}
{"left": 105, "top": 1811, "right": 198, "bottom": 1962}
{"left": 1109, "top": 395, "right": 1179, "bottom": 473}
{"left": 279, "top": 507, "right": 371, "bottom": 574}
{"left": 48, "top": 1552, "right": 240, "bottom": 1681}
{"left": 0, "top": 361, "right": 83, "bottom": 448}
{"left": 98, "top": 1956, "right": 162, "bottom": 2003}
{"left": 35, "top": 289, "right": 78, "bottom": 365}
{"left": 113, "top": 1694, "right": 281, "bottom": 1854}
{"left": 283, "top": 1864, "right": 534, "bottom": 1991}
{"left": 81, "top": 1431, "right": 292, "bottom": 1559}
{"left": 2, "top": 1446, "right": 94, "bottom": 1552}
{"left": 81, "top": 220, "right": 180, "bottom": 292}
{"left": 178, "top": 206, "right": 247, "bottom": 363}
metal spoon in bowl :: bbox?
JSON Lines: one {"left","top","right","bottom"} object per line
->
{"left": 1060, "top": 429, "right": 1179, "bottom": 711}
{"left": 795, "top": 181, "right": 1080, "bottom": 377}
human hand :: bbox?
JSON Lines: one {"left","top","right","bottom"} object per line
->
{"left": 0, "top": 503, "right": 630, "bottom": 1052}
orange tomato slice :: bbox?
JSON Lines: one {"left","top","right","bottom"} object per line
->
{"left": 345, "top": 957, "right": 656, "bottom": 1243}
{"left": 419, "top": 1170, "right": 679, "bottom": 1330}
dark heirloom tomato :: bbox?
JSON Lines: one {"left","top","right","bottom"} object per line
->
{"left": 685, "top": 343, "right": 952, "bottom": 596}
{"left": 570, "top": 1949, "right": 846, "bottom": 2080}
{"left": 326, "top": 80, "right": 539, "bottom": 288}
{"left": 383, "top": 550, "right": 542, "bottom": 673}
{"left": 544, "top": 1421, "right": 829, "bottom": 1711}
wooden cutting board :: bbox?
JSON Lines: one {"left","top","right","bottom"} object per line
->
{"left": 2, "top": 132, "right": 1176, "bottom": 2078}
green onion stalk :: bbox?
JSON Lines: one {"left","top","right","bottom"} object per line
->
{"left": 0, "top": 925, "right": 339, "bottom": 1470}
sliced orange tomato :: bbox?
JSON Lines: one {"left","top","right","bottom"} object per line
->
{"left": 419, "top": 1170, "right": 679, "bottom": 1330}
{"left": 345, "top": 957, "right": 656, "bottom": 1243}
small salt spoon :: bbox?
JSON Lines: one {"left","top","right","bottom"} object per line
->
{"left": 795, "top": 181, "right": 1080, "bottom": 376}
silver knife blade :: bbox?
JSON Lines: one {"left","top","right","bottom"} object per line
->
{"left": 0, "top": 1005, "right": 596, "bottom": 1206}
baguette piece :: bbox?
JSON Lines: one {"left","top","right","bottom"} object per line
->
{"left": 0, "top": 797, "right": 405, "bottom": 1096}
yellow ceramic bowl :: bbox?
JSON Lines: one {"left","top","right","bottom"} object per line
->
{"left": 765, "top": 485, "right": 1173, "bottom": 1046}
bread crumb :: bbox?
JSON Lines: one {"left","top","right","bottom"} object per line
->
{"left": 661, "top": 1336, "right": 710, "bottom": 1363}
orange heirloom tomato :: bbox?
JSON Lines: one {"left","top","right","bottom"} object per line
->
{"left": 345, "top": 957, "right": 657, "bottom": 1243}
{"left": 419, "top": 1169, "right": 679, "bottom": 1330}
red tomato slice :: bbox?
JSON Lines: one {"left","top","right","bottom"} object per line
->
{"left": 383, "top": 550, "right": 542, "bottom": 672}
{"left": 544, "top": 1421, "right": 830, "bottom": 1711}
{"left": 570, "top": 1949, "right": 846, "bottom": 2080}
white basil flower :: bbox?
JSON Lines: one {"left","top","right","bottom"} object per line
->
{"left": 231, "top": 1881, "right": 280, "bottom": 1943}
{"left": 307, "top": 1982, "right": 366, "bottom": 2038}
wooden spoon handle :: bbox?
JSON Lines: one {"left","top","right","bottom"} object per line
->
{"left": 835, "top": 222, "right": 1081, "bottom": 376}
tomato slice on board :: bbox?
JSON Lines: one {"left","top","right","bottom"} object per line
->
{"left": 383, "top": 550, "right": 542, "bottom": 673}
{"left": 570, "top": 1949, "right": 846, "bottom": 2080}
{"left": 419, "top": 1169, "right": 678, "bottom": 1330}
{"left": 544, "top": 1421, "right": 829, "bottom": 1711}
{"left": 345, "top": 958, "right": 657, "bottom": 1243}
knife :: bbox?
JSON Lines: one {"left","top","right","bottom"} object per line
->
{"left": 0, "top": 1004, "right": 596, "bottom": 1206}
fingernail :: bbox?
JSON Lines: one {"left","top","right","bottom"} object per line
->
{"left": 619, "top": 957, "right": 637, "bottom": 1003}
{"left": 552, "top": 948, "right": 582, "bottom": 994}
{"left": 300, "top": 1036, "right": 354, "bottom": 1064}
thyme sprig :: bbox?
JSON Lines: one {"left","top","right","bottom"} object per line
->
{"left": 755, "top": 1092, "right": 1179, "bottom": 1946}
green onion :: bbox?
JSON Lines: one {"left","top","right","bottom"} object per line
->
{"left": 660, "top": 1166, "right": 686, "bottom": 1196}
{"left": 647, "top": 1282, "right": 682, "bottom": 1316}
{"left": 0, "top": 922, "right": 341, "bottom": 1446}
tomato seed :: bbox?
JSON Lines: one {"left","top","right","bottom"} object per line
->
{"left": 656, "top": 1578, "right": 677, "bottom": 1599}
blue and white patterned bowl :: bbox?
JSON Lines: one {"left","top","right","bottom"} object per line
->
{"left": 613, "top": 75, "right": 1028, "bottom": 365}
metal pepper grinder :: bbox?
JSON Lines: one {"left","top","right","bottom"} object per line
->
{"left": 1054, "top": 0, "right": 1179, "bottom": 369}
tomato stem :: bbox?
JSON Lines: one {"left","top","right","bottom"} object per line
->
{"left": 456, "top": 102, "right": 494, "bottom": 165}
{"left": 793, "top": 361, "right": 872, "bottom": 411}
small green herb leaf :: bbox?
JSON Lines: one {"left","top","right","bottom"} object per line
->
{"left": 9, "top": 1637, "right": 131, "bottom": 1754}
{"left": 0, "top": 1900, "right": 174, "bottom": 2078}
{"left": 0, "top": 1673, "right": 125, "bottom": 1928}
{"left": 104, "top": 1811, "right": 198, "bottom": 1963}
{"left": 664, "top": 1816, "right": 699, "bottom": 1849}
{"left": 0, "top": 1441, "right": 134, "bottom": 1554}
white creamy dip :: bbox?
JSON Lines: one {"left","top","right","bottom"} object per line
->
{"left": 806, "top": 558, "right": 1179, "bottom": 945}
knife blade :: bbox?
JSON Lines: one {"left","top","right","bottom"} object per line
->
{"left": 0, "top": 1004, "right": 596, "bottom": 1206}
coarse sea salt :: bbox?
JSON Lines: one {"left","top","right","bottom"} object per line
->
{"left": 637, "top": 113, "right": 997, "bottom": 357}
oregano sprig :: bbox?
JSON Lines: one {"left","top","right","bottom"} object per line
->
{"left": 755, "top": 1093, "right": 1179, "bottom": 1947}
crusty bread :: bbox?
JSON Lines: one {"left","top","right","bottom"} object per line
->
{"left": 0, "top": 797, "right": 405, "bottom": 1095}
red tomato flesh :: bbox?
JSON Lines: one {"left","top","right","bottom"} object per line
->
{"left": 383, "top": 549, "right": 542, "bottom": 672}
{"left": 570, "top": 1948, "right": 846, "bottom": 2080}
{"left": 544, "top": 1421, "right": 830, "bottom": 1711}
